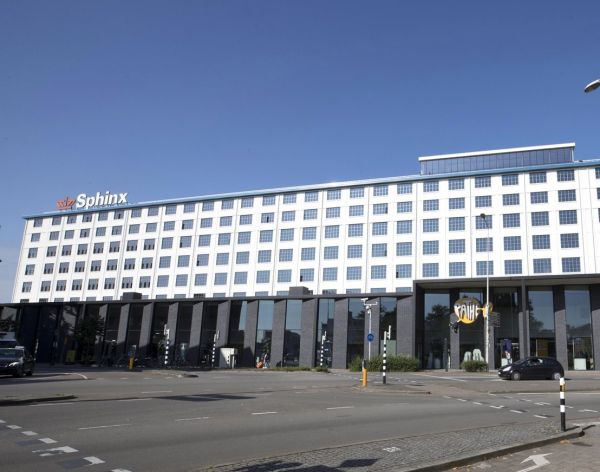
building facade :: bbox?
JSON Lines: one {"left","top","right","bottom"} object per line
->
{"left": 6, "top": 143, "right": 600, "bottom": 370}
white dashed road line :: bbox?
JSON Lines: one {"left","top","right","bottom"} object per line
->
{"left": 472, "top": 402, "right": 483, "bottom": 405}
{"left": 34, "top": 445, "right": 78, "bottom": 457}
{"left": 22, "top": 431, "right": 38, "bottom": 436}
{"left": 579, "top": 409, "right": 599, "bottom": 413}
{"left": 326, "top": 406, "right": 354, "bottom": 410}
{"left": 7, "top": 425, "right": 22, "bottom": 429}
{"left": 79, "top": 423, "right": 132, "bottom": 430}
{"left": 490, "top": 405, "right": 504, "bottom": 409}
{"left": 535, "top": 402, "right": 551, "bottom": 406}
{"left": 39, "top": 438, "right": 57, "bottom": 444}
{"left": 175, "top": 417, "right": 210, "bottom": 422}
{"left": 456, "top": 398, "right": 467, "bottom": 402}
{"left": 251, "top": 411, "right": 278, "bottom": 415}
{"left": 141, "top": 390, "right": 173, "bottom": 394}
{"left": 83, "top": 456, "right": 105, "bottom": 465}
{"left": 510, "top": 410, "right": 524, "bottom": 414}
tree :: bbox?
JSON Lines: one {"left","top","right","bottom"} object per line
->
{"left": 74, "top": 314, "right": 104, "bottom": 363}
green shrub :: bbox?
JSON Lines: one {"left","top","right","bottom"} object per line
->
{"left": 270, "top": 366, "right": 311, "bottom": 372}
{"left": 348, "top": 355, "right": 364, "bottom": 372}
{"left": 314, "top": 366, "right": 329, "bottom": 373}
{"left": 461, "top": 360, "right": 488, "bottom": 372}
{"left": 348, "top": 355, "right": 419, "bottom": 372}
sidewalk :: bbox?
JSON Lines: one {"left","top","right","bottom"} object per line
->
{"left": 203, "top": 421, "right": 580, "bottom": 472}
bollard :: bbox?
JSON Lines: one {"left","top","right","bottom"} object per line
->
{"left": 560, "top": 376, "right": 566, "bottom": 432}
{"left": 129, "top": 356, "right": 134, "bottom": 371}
{"left": 362, "top": 359, "right": 367, "bottom": 387}
{"left": 383, "top": 332, "right": 387, "bottom": 385}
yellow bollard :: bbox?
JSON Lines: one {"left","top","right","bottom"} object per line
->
{"left": 129, "top": 356, "right": 134, "bottom": 371}
{"left": 362, "top": 365, "right": 367, "bottom": 387}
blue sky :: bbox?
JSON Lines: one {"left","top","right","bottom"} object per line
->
{"left": 1, "top": 1, "right": 600, "bottom": 301}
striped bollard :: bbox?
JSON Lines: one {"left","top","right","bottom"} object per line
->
{"left": 320, "top": 332, "right": 326, "bottom": 368}
{"left": 211, "top": 342, "right": 216, "bottom": 368}
{"left": 164, "top": 338, "right": 169, "bottom": 368}
{"left": 383, "top": 332, "right": 387, "bottom": 385}
{"left": 560, "top": 376, "right": 566, "bottom": 432}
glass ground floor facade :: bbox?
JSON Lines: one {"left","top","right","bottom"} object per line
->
{"left": 1, "top": 276, "right": 599, "bottom": 370}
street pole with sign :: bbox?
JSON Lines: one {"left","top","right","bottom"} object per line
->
{"left": 362, "top": 298, "right": 378, "bottom": 361}
{"left": 481, "top": 213, "right": 491, "bottom": 371}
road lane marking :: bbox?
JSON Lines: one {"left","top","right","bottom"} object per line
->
{"left": 535, "top": 402, "right": 551, "bottom": 406}
{"left": 473, "top": 402, "right": 483, "bottom": 405}
{"left": 456, "top": 399, "right": 467, "bottom": 402}
{"left": 117, "top": 398, "right": 152, "bottom": 402}
{"left": 566, "top": 405, "right": 573, "bottom": 409}
{"left": 34, "top": 446, "right": 78, "bottom": 457}
{"left": 510, "top": 409, "right": 525, "bottom": 414}
{"left": 120, "top": 377, "right": 129, "bottom": 380}
{"left": 0, "top": 419, "right": 5, "bottom": 423}
{"left": 414, "top": 373, "right": 466, "bottom": 382}
{"left": 7, "top": 425, "right": 22, "bottom": 429}
{"left": 30, "top": 402, "right": 73, "bottom": 406}
{"left": 534, "top": 414, "right": 552, "bottom": 418}
{"left": 175, "top": 417, "right": 211, "bottom": 422}
{"left": 326, "top": 406, "right": 355, "bottom": 410}
{"left": 579, "top": 409, "right": 599, "bottom": 413}
{"left": 79, "top": 424, "right": 132, "bottom": 430}
{"left": 490, "top": 405, "right": 504, "bottom": 409}
{"left": 112, "top": 469, "right": 133, "bottom": 472}
{"left": 141, "top": 390, "right": 173, "bottom": 394}
{"left": 22, "top": 431, "right": 38, "bottom": 436}
{"left": 39, "top": 438, "right": 57, "bottom": 444}
{"left": 251, "top": 411, "right": 277, "bottom": 415}
{"left": 443, "top": 396, "right": 452, "bottom": 399}
{"left": 83, "top": 456, "right": 106, "bottom": 465}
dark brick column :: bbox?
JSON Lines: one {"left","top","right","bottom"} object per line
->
{"left": 94, "top": 305, "right": 108, "bottom": 361}
{"left": 188, "top": 302, "right": 204, "bottom": 365}
{"left": 553, "top": 286, "right": 569, "bottom": 370}
{"left": 270, "top": 300, "right": 286, "bottom": 367}
{"left": 243, "top": 300, "right": 259, "bottom": 367}
{"left": 519, "top": 280, "right": 530, "bottom": 360}
{"left": 116, "top": 304, "right": 130, "bottom": 357}
{"left": 137, "top": 303, "right": 154, "bottom": 359}
{"left": 332, "top": 299, "right": 349, "bottom": 369}
{"left": 590, "top": 285, "right": 600, "bottom": 371}
{"left": 216, "top": 300, "right": 231, "bottom": 348}
{"left": 449, "top": 289, "right": 460, "bottom": 369}
{"left": 396, "top": 296, "right": 415, "bottom": 357}
{"left": 299, "top": 298, "right": 318, "bottom": 367}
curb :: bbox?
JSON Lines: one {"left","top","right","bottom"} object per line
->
{"left": 0, "top": 394, "right": 77, "bottom": 406}
{"left": 395, "top": 426, "right": 583, "bottom": 472}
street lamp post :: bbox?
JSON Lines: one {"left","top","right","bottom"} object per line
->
{"left": 480, "top": 213, "right": 491, "bottom": 371}
{"left": 362, "top": 298, "right": 378, "bottom": 361}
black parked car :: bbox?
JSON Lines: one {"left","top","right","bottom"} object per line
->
{"left": 498, "top": 356, "right": 564, "bottom": 381}
{"left": 0, "top": 347, "right": 35, "bottom": 377}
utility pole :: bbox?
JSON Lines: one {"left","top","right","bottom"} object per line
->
{"left": 362, "top": 298, "right": 378, "bottom": 361}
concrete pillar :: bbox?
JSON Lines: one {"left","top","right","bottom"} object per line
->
{"left": 396, "top": 296, "right": 415, "bottom": 357}
{"left": 270, "top": 300, "right": 286, "bottom": 367}
{"left": 243, "top": 300, "right": 259, "bottom": 367}
{"left": 332, "top": 299, "right": 348, "bottom": 369}
{"left": 137, "top": 303, "right": 154, "bottom": 359}
{"left": 188, "top": 302, "right": 204, "bottom": 365}
{"left": 215, "top": 300, "right": 231, "bottom": 348}
{"left": 590, "top": 285, "right": 600, "bottom": 371}
{"left": 553, "top": 286, "right": 569, "bottom": 370}
{"left": 519, "top": 280, "right": 530, "bottom": 360}
{"left": 94, "top": 304, "right": 108, "bottom": 361}
{"left": 449, "top": 289, "right": 460, "bottom": 369}
{"left": 116, "top": 304, "right": 130, "bottom": 357}
{"left": 299, "top": 298, "right": 318, "bottom": 367}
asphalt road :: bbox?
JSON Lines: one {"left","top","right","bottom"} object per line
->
{"left": 1, "top": 368, "right": 600, "bottom": 471}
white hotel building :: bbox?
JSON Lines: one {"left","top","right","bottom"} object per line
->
{"left": 5, "top": 142, "right": 600, "bottom": 370}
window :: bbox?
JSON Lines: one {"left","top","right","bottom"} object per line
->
{"left": 143, "top": 238, "right": 155, "bottom": 250}
{"left": 98, "top": 212, "right": 108, "bottom": 221}
{"left": 157, "top": 275, "right": 169, "bottom": 287}
{"left": 263, "top": 195, "right": 276, "bottom": 206}
{"left": 90, "top": 260, "right": 101, "bottom": 272}
{"left": 422, "top": 219, "right": 438, "bottom": 233}
{"left": 218, "top": 233, "right": 231, "bottom": 245}
{"left": 558, "top": 189, "right": 576, "bottom": 202}
{"left": 61, "top": 245, "right": 72, "bottom": 256}
{"left": 177, "top": 255, "right": 190, "bottom": 267}
{"left": 304, "top": 209, "right": 318, "bottom": 220}
{"left": 596, "top": 168, "right": 600, "bottom": 179}
{"left": 448, "top": 217, "right": 465, "bottom": 231}
{"left": 111, "top": 226, "right": 122, "bottom": 236}
{"left": 300, "top": 247, "right": 315, "bottom": 262}
{"left": 220, "top": 200, "right": 233, "bottom": 210}
{"left": 237, "top": 232, "right": 251, "bottom": 244}
{"left": 396, "top": 264, "right": 411, "bottom": 278}
{"left": 422, "top": 263, "right": 438, "bottom": 277}
{"left": 22, "top": 282, "right": 32, "bottom": 293}
{"left": 139, "top": 276, "right": 151, "bottom": 288}
{"left": 147, "top": 207, "right": 159, "bottom": 216}
{"left": 531, "top": 211, "right": 549, "bottom": 226}
{"left": 347, "top": 267, "right": 362, "bottom": 280}
{"left": 159, "top": 256, "right": 171, "bottom": 268}
{"left": 304, "top": 191, "right": 318, "bottom": 202}
{"left": 24, "top": 264, "right": 35, "bottom": 275}
{"left": 141, "top": 258, "right": 153, "bottom": 269}
{"left": 214, "top": 273, "right": 228, "bottom": 285}
{"left": 449, "top": 262, "right": 465, "bottom": 277}
{"left": 504, "top": 236, "right": 521, "bottom": 251}
{"left": 372, "top": 203, "right": 388, "bottom": 215}
{"left": 533, "top": 258, "right": 552, "bottom": 273}
{"left": 196, "top": 254, "right": 209, "bottom": 266}
{"left": 49, "top": 231, "right": 59, "bottom": 240}
{"left": 475, "top": 195, "right": 492, "bottom": 208}
{"left": 198, "top": 235, "right": 211, "bottom": 247}
{"left": 220, "top": 216, "right": 232, "bottom": 227}
{"left": 256, "top": 270, "right": 270, "bottom": 284}
{"left": 183, "top": 202, "right": 196, "bottom": 213}
{"left": 126, "top": 240, "right": 138, "bottom": 251}
{"left": 106, "top": 259, "right": 118, "bottom": 271}
{"left": 258, "top": 250, "right": 272, "bottom": 263}
{"left": 448, "top": 239, "right": 465, "bottom": 254}
{"left": 67, "top": 215, "right": 77, "bottom": 224}
{"left": 371, "top": 265, "right": 386, "bottom": 279}
{"left": 163, "top": 221, "right": 175, "bottom": 231}
{"left": 476, "top": 237, "right": 493, "bottom": 252}
{"left": 113, "top": 210, "right": 124, "bottom": 220}
{"left": 87, "top": 279, "right": 99, "bottom": 290}
{"left": 194, "top": 274, "right": 207, "bottom": 286}
{"left": 279, "top": 248, "right": 294, "bottom": 261}
{"left": 423, "top": 181, "right": 439, "bottom": 192}
{"left": 475, "top": 176, "right": 491, "bottom": 188}
{"left": 348, "top": 223, "right": 363, "bottom": 237}
{"left": 530, "top": 172, "right": 547, "bottom": 184}
{"left": 532, "top": 234, "right": 551, "bottom": 250}
{"left": 350, "top": 187, "right": 364, "bottom": 198}
{"left": 71, "top": 280, "right": 82, "bottom": 291}
{"left": 43, "top": 263, "right": 54, "bottom": 274}
{"left": 562, "top": 257, "right": 580, "bottom": 272}
{"left": 397, "top": 202, "right": 412, "bottom": 213}
{"left": 277, "top": 270, "right": 292, "bottom": 283}
{"left": 260, "top": 230, "right": 273, "bottom": 242}
{"left": 323, "top": 246, "right": 338, "bottom": 260}
{"left": 322, "top": 267, "right": 338, "bottom": 281}
{"left": 161, "top": 237, "right": 173, "bottom": 249}
{"left": 241, "top": 197, "right": 254, "bottom": 208}
{"left": 78, "top": 244, "right": 88, "bottom": 255}
{"left": 129, "top": 224, "right": 140, "bottom": 234}
{"left": 325, "top": 207, "right": 340, "bottom": 218}
{"left": 503, "top": 194, "right": 520, "bottom": 206}
{"left": 557, "top": 169, "right": 575, "bottom": 182}
{"left": 175, "top": 274, "right": 188, "bottom": 287}
{"left": 181, "top": 219, "right": 194, "bottom": 230}
{"left": 530, "top": 191, "right": 548, "bottom": 204}
{"left": 371, "top": 243, "right": 387, "bottom": 257}
{"left": 504, "top": 260, "right": 522, "bottom": 275}
{"left": 33, "top": 218, "right": 43, "bottom": 227}
{"left": 234, "top": 272, "right": 248, "bottom": 285}
{"left": 281, "top": 211, "right": 296, "bottom": 221}
{"left": 104, "top": 278, "right": 116, "bottom": 290}
{"left": 146, "top": 222, "right": 157, "bottom": 232}
{"left": 63, "top": 230, "right": 74, "bottom": 240}
{"left": 240, "top": 214, "right": 253, "bottom": 225}
{"left": 123, "top": 258, "right": 135, "bottom": 270}
{"left": 52, "top": 216, "right": 62, "bottom": 225}
{"left": 280, "top": 228, "right": 295, "bottom": 241}
{"left": 502, "top": 174, "right": 518, "bottom": 186}
{"left": 423, "top": 200, "right": 439, "bottom": 211}
{"left": 397, "top": 183, "right": 412, "bottom": 194}
{"left": 46, "top": 246, "right": 56, "bottom": 257}
{"left": 373, "top": 185, "right": 388, "bottom": 196}
{"left": 327, "top": 189, "right": 341, "bottom": 200}
{"left": 423, "top": 240, "right": 439, "bottom": 255}
{"left": 396, "top": 220, "right": 412, "bottom": 234}
{"left": 299, "top": 268, "right": 314, "bottom": 282}
{"left": 236, "top": 251, "right": 250, "bottom": 264}
{"left": 349, "top": 205, "right": 363, "bottom": 217}
{"left": 372, "top": 222, "right": 387, "bottom": 236}
{"left": 476, "top": 261, "right": 493, "bottom": 276}
{"left": 448, "top": 178, "right": 464, "bottom": 190}
{"left": 503, "top": 213, "right": 520, "bottom": 228}
{"left": 560, "top": 233, "right": 579, "bottom": 248}
{"left": 448, "top": 197, "right": 465, "bottom": 210}
{"left": 276, "top": 193, "right": 294, "bottom": 206}
{"left": 261, "top": 212, "right": 274, "bottom": 223}
{"left": 74, "top": 261, "right": 85, "bottom": 272}
{"left": 40, "top": 280, "right": 51, "bottom": 292}
{"left": 347, "top": 245, "right": 363, "bottom": 258}
{"left": 559, "top": 210, "right": 577, "bottom": 225}
{"left": 324, "top": 226, "right": 339, "bottom": 238}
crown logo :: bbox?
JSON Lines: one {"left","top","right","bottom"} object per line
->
{"left": 56, "top": 196, "right": 76, "bottom": 211}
